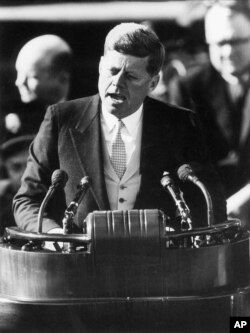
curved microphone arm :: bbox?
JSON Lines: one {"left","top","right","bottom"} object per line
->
{"left": 37, "top": 187, "right": 56, "bottom": 233}
{"left": 193, "top": 179, "right": 214, "bottom": 227}
{"left": 37, "top": 170, "right": 68, "bottom": 233}
{"left": 177, "top": 164, "right": 214, "bottom": 227}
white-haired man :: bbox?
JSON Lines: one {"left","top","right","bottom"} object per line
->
{"left": 3, "top": 35, "right": 73, "bottom": 140}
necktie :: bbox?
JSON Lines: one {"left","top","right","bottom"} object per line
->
{"left": 111, "top": 120, "right": 126, "bottom": 179}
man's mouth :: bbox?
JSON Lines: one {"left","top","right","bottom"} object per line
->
{"left": 107, "top": 93, "right": 126, "bottom": 102}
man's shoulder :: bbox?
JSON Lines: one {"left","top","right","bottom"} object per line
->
{"left": 144, "top": 97, "right": 199, "bottom": 134}
{"left": 55, "top": 94, "right": 100, "bottom": 112}
{"left": 47, "top": 94, "right": 100, "bottom": 122}
{"left": 145, "top": 96, "right": 194, "bottom": 116}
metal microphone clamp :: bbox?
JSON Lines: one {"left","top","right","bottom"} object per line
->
{"left": 161, "top": 171, "right": 192, "bottom": 231}
{"left": 63, "top": 176, "right": 90, "bottom": 235}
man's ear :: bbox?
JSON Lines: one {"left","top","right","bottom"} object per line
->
{"left": 99, "top": 56, "right": 104, "bottom": 74}
{"left": 148, "top": 74, "right": 160, "bottom": 92}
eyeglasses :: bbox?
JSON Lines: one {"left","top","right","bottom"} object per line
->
{"left": 208, "top": 37, "right": 250, "bottom": 47}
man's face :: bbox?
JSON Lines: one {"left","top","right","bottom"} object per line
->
{"left": 98, "top": 50, "right": 159, "bottom": 118}
{"left": 15, "top": 56, "right": 61, "bottom": 105}
{"left": 206, "top": 10, "right": 250, "bottom": 79}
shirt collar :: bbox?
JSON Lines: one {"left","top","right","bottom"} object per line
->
{"left": 101, "top": 104, "right": 143, "bottom": 135}
{"left": 222, "top": 70, "right": 250, "bottom": 87}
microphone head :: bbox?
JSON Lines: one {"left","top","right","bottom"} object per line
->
{"left": 51, "top": 169, "right": 68, "bottom": 188}
{"left": 78, "top": 176, "right": 90, "bottom": 189}
{"left": 177, "top": 164, "right": 194, "bottom": 182}
{"left": 161, "top": 171, "right": 172, "bottom": 187}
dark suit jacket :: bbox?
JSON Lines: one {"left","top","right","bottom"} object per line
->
{"left": 172, "top": 64, "right": 250, "bottom": 197}
{"left": 0, "top": 180, "right": 16, "bottom": 235}
{"left": 13, "top": 94, "right": 226, "bottom": 232}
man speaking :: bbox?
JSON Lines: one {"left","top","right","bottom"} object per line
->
{"left": 13, "top": 23, "right": 226, "bottom": 234}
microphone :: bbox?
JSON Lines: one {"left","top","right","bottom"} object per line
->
{"left": 177, "top": 164, "right": 214, "bottom": 226}
{"left": 161, "top": 171, "right": 192, "bottom": 231}
{"left": 37, "top": 169, "right": 68, "bottom": 233}
{"left": 62, "top": 176, "right": 90, "bottom": 234}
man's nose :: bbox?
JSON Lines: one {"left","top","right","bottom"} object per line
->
{"left": 221, "top": 43, "right": 233, "bottom": 57}
{"left": 112, "top": 70, "right": 125, "bottom": 87}
{"left": 15, "top": 73, "right": 26, "bottom": 87}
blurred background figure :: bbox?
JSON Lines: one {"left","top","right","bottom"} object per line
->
{"left": 148, "top": 41, "right": 187, "bottom": 105}
{"left": 144, "top": 19, "right": 209, "bottom": 105}
{"left": 170, "top": 1, "right": 250, "bottom": 227}
{"left": 0, "top": 135, "right": 34, "bottom": 235}
{"left": 15, "top": 34, "right": 72, "bottom": 106}
{"left": 2, "top": 34, "right": 73, "bottom": 142}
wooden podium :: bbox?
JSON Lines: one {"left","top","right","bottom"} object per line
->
{"left": 0, "top": 210, "right": 250, "bottom": 332}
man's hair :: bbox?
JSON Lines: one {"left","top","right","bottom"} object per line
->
{"left": 104, "top": 23, "right": 165, "bottom": 76}
{"left": 17, "top": 35, "right": 73, "bottom": 77}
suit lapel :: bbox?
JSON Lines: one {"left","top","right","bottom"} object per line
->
{"left": 209, "top": 74, "right": 234, "bottom": 142}
{"left": 134, "top": 98, "right": 165, "bottom": 208}
{"left": 69, "top": 94, "right": 110, "bottom": 210}
{"left": 140, "top": 101, "right": 159, "bottom": 173}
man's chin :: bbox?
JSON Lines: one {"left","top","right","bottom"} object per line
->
{"left": 109, "top": 107, "right": 125, "bottom": 118}
{"left": 222, "top": 64, "right": 238, "bottom": 76}
{"left": 20, "top": 96, "right": 35, "bottom": 104}
{"left": 221, "top": 67, "right": 240, "bottom": 82}
{"left": 104, "top": 101, "right": 125, "bottom": 115}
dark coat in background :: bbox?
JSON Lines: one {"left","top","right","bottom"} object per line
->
{"left": 13, "top": 94, "right": 226, "bottom": 233}
{"left": 0, "top": 180, "right": 16, "bottom": 235}
{"left": 171, "top": 63, "right": 250, "bottom": 198}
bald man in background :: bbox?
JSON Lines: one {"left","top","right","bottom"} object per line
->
{"left": 3, "top": 35, "right": 73, "bottom": 140}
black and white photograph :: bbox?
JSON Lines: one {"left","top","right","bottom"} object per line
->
{"left": 0, "top": 1, "right": 250, "bottom": 332}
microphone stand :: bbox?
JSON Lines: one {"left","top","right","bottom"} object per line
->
{"left": 37, "top": 184, "right": 59, "bottom": 233}
{"left": 62, "top": 176, "right": 90, "bottom": 235}
{"left": 37, "top": 170, "right": 68, "bottom": 233}
{"left": 177, "top": 164, "right": 214, "bottom": 227}
{"left": 191, "top": 179, "right": 214, "bottom": 227}
{"left": 161, "top": 171, "right": 192, "bottom": 231}
{"left": 62, "top": 176, "right": 90, "bottom": 253}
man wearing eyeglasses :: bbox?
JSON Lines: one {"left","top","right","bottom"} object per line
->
{"left": 171, "top": 1, "right": 250, "bottom": 227}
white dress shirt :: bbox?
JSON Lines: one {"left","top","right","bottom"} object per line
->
{"left": 101, "top": 105, "right": 143, "bottom": 164}
{"left": 101, "top": 106, "right": 143, "bottom": 210}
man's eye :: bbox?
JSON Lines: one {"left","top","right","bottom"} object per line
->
{"left": 28, "top": 76, "right": 38, "bottom": 80}
{"left": 127, "top": 74, "right": 137, "bottom": 80}
{"left": 108, "top": 69, "right": 118, "bottom": 75}
{"left": 10, "top": 163, "right": 24, "bottom": 172}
